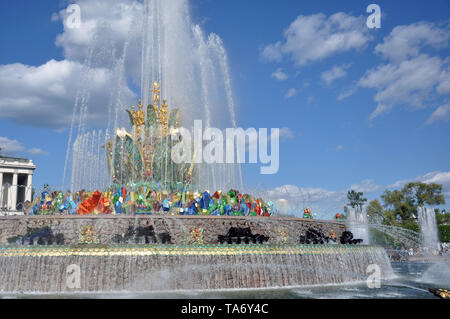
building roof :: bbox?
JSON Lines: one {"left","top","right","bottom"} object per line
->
{"left": 0, "top": 155, "right": 36, "bottom": 170}
{"left": 0, "top": 155, "right": 30, "bottom": 162}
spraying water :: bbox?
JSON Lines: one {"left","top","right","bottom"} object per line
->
{"left": 0, "top": 245, "right": 393, "bottom": 292}
{"left": 417, "top": 207, "right": 440, "bottom": 255}
{"left": 346, "top": 206, "right": 370, "bottom": 245}
{"left": 63, "top": 0, "right": 243, "bottom": 192}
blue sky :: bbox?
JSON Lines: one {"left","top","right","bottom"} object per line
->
{"left": 0, "top": 0, "right": 449, "bottom": 217}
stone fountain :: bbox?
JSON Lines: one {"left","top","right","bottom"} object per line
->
{"left": 0, "top": 0, "right": 394, "bottom": 294}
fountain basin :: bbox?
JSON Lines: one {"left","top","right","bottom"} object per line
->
{"left": 0, "top": 245, "right": 393, "bottom": 292}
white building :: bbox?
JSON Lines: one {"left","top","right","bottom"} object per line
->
{"left": 0, "top": 155, "right": 36, "bottom": 215}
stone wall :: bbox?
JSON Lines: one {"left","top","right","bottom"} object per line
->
{"left": 0, "top": 215, "right": 346, "bottom": 246}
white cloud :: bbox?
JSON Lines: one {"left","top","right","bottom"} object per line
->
{"left": 437, "top": 64, "right": 450, "bottom": 94}
{"left": 360, "top": 21, "right": 450, "bottom": 122}
{"left": 0, "top": 137, "right": 50, "bottom": 157}
{"left": 271, "top": 68, "right": 288, "bottom": 81}
{"left": 421, "top": 171, "right": 450, "bottom": 185}
{"left": 279, "top": 127, "right": 294, "bottom": 139}
{"left": 262, "top": 42, "right": 283, "bottom": 63}
{"left": 261, "top": 12, "right": 370, "bottom": 66}
{"left": 359, "top": 54, "right": 446, "bottom": 120}
{"left": 349, "top": 179, "right": 381, "bottom": 193}
{"left": 321, "top": 64, "right": 351, "bottom": 85}
{"left": 54, "top": 0, "right": 143, "bottom": 65}
{"left": 0, "top": 59, "right": 135, "bottom": 128}
{"left": 426, "top": 102, "right": 450, "bottom": 124}
{"left": 374, "top": 22, "right": 449, "bottom": 63}
{"left": 0, "top": 0, "right": 145, "bottom": 129}
{"left": 388, "top": 171, "right": 450, "bottom": 198}
{"left": 284, "top": 88, "right": 297, "bottom": 99}
{"left": 338, "top": 88, "right": 355, "bottom": 101}
{"left": 265, "top": 184, "right": 347, "bottom": 218}
{"left": 267, "top": 184, "right": 345, "bottom": 205}
{"left": 334, "top": 145, "right": 344, "bottom": 151}
{"left": 266, "top": 171, "right": 450, "bottom": 218}
{"left": 0, "top": 137, "right": 25, "bottom": 155}
{"left": 28, "top": 148, "right": 49, "bottom": 156}
{"left": 1, "top": 0, "right": 237, "bottom": 131}
{"left": 51, "top": 12, "right": 60, "bottom": 22}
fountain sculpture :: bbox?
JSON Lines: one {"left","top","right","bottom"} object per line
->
{"left": 106, "top": 81, "right": 194, "bottom": 191}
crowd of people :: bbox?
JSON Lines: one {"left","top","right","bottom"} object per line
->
{"left": 388, "top": 244, "right": 450, "bottom": 262}
{"left": 409, "top": 244, "right": 450, "bottom": 256}
{"left": 440, "top": 243, "right": 450, "bottom": 255}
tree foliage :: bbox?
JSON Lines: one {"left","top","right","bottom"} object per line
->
{"left": 438, "top": 225, "right": 450, "bottom": 242}
{"left": 347, "top": 190, "right": 367, "bottom": 209}
{"left": 366, "top": 199, "right": 384, "bottom": 224}
{"left": 381, "top": 182, "right": 446, "bottom": 223}
{"left": 361, "top": 182, "right": 448, "bottom": 242}
{"left": 436, "top": 212, "right": 450, "bottom": 225}
{"left": 403, "top": 182, "right": 445, "bottom": 207}
{"left": 341, "top": 183, "right": 448, "bottom": 242}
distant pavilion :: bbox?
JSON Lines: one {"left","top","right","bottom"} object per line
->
{"left": 0, "top": 154, "right": 36, "bottom": 215}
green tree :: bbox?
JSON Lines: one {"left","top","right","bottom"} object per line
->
{"left": 402, "top": 182, "right": 445, "bottom": 207}
{"left": 436, "top": 211, "right": 450, "bottom": 225}
{"left": 381, "top": 189, "right": 412, "bottom": 221}
{"left": 366, "top": 199, "right": 385, "bottom": 224}
{"left": 438, "top": 225, "right": 450, "bottom": 242}
{"left": 381, "top": 182, "right": 446, "bottom": 223}
{"left": 347, "top": 190, "right": 367, "bottom": 209}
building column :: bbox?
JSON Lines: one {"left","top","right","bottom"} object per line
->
{"left": 10, "top": 173, "right": 18, "bottom": 211}
{"left": 0, "top": 172, "right": 3, "bottom": 210}
{"left": 25, "top": 174, "right": 33, "bottom": 203}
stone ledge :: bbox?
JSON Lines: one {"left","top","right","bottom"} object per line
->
{"left": 0, "top": 214, "right": 344, "bottom": 225}
{"left": 0, "top": 215, "right": 346, "bottom": 246}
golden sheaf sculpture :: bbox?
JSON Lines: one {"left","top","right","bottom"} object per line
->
{"left": 106, "top": 81, "right": 194, "bottom": 189}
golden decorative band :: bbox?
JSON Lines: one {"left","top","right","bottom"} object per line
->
{"left": 0, "top": 245, "right": 378, "bottom": 257}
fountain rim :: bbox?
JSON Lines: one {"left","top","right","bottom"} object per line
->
{"left": 0, "top": 244, "right": 382, "bottom": 257}
{"left": 0, "top": 214, "right": 345, "bottom": 225}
